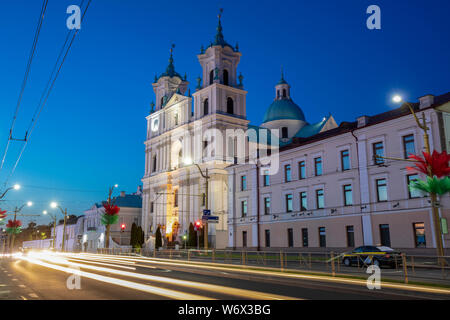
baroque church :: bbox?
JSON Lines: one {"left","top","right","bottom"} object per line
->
{"left": 141, "top": 12, "right": 337, "bottom": 248}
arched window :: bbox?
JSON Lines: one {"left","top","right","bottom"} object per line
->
{"left": 227, "top": 97, "right": 234, "bottom": 114}
{"left": 209, "top": 70, "right": 214, "bottom": 85}
{"left": 203, "top": 98, "right": 209, "bottom": 115}
{"left": 152, "top": 154, "right": 157, "bottom": 172}
{"left": 178, "top": 149, "right": 182, "bottom": 167}
{"left": 281, "top": 127, "right": 288, "bottom": 139}
{"left": 277, "top": 90, "right": 280, "bottom": 99}
{"left": 223, "top": 69, "right": 229, "bottom": 86}
{"left": 283, "top": 89, "right": 287, "bottom": 98}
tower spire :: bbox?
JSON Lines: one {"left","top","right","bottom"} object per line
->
{"left": 277, "top": 65, "right": 288, "bottom": 85}
{"left": 214, "top": 8, "right": 226, "bottom": 46}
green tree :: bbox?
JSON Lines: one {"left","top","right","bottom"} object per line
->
{"left": 155, "top": 226, "right": 162, "bottom": 249}
{"left": 188, "top": 223, "right": 196, "bottom": 248}
{"left": 130, "top": 222, "right": 137, "bottom": 247}
{"left": 137, "top": 226, "right": 144, "bottom": 247}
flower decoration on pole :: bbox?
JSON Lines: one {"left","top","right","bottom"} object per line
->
{"left": 0, "top": 209, "right": 6, "bottom": 225}
{"left": 407, "top": 151, "right": 450, "bottom": 195}
{"left": 101, "top": 203, "right": 120, "bottom": 225}
{"left": 6, "top": 220, "right": 22, "bottom": 235}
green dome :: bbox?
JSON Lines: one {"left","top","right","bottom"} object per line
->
{"left": 262, "top": 99, "right": 306, "bottom": 123}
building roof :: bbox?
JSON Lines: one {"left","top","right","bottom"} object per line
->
{"left": 262, "top": 98, "right": 306, "bottom": 123}
{"left": 95, "top": 194, "right": 142, "bottom": 209}
{"left": 294, "top": 116, "right": 329, "bottom": 138}
{"left": 157, "top": 47, "right": 183, "bottom": 81}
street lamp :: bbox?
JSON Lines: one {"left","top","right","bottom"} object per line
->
{"left": 184, "top": 157, "right": 210, "bottom": 250}
{"left": 50, "top": 202, "right": 68, "bottom": 252}
{"left": 43, "top": 210, "right": 57, "bottom": 249}
{"left": 392, "top": 94, "right": 445, "bottom": 263}
{"left": 0, "top": 184, "right": 21, "bottom": 200}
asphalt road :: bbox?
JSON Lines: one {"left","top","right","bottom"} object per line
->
{"left": 0, "top": 252, "right": 449, "bottom": 300}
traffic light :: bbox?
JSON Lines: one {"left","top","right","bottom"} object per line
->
{"left": 121, "top": 223, "right": 126, "bottom": 232}
{"left": 194, "top": 220, "right": 202, "bottom": 231}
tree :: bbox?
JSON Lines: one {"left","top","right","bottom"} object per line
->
{"left": 137, "top": 226, "right": 144, "bottom": 247}
{"left": 130, "top": 222, "right": 137, "bottom": 247}
{"left": 155, "top": 226, "right": 162, "bottom": 249}
{"left": 188, "top": 223, "right": 196, "bottom": 248}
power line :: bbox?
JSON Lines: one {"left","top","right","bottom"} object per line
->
{"left": 2, "top": 0, "right": 93, "bottom": 187}
{"left": 0, "top": 0, "right": 49, "bottom": 173}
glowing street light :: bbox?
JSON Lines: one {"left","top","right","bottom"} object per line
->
{"left": 392, "top": 95, "right": 403, "bottom": 103}
{"left": 0, "top": 184, "right": 21, "bottom": 200}
{"left": 13, "top": 184, "right": 21, "bottom": 190}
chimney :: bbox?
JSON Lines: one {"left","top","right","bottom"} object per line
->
{"left": 419, "top": 94, "right": 434, "bottom": 109}
{"left": 357, "top": 115, "right": 370, "bottom": 128}
{"left": 120, "top": 191, "right": 126, "bottom": 197}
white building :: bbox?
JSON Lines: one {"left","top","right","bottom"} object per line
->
{"left": 53, "top": 215, "right": 84, "bottom": 252}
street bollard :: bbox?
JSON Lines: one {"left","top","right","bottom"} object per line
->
{"left": 401, "top": 253, "right": 408, "bottom": 284}
{"left": 188, "top": 250, "right": 190, "bottom": 261}
{"left": 331, "top": 252, "right": 336, "bottom": 276}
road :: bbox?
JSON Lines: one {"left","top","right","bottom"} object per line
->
{"left": 0, "top": 251, "right": 449, "bottom": 300}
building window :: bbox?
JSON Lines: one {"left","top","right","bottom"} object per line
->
{"left": 413, "top": 222, "right": 426, "bottom": 248}
{"left": 203, "top": 98, "right": 209, "bottom": 115}
{"left": 152, "top": 155, "right": 157, "bottom": 173}
{"left": 227, "top": 97, "right": 234, "bottom": 114}
{"left": 346, "top": 226, "right": 355, "bottom": 247}
{"left": 376, "top": 179, "right": 388, "bottom": 202}
{"left": 265, "top": 229, "right": 270, "bottom": 247}
{"left": 150, "top": 202, "right": 154, "bottom": 213}
{"left": 302, "top": 228, "right": 308, "bottom": 247}
{"left": 283, "top": 89, "right": 287, "bottom": 98}
{"left": 287, "top": 228, "right": 294, "bottom": 247}
{"left": 241, "top": 175, "right": 247, "bottom": 191}
{"left": 314, "top": 157, "right": 322, "bottom": 176}
{"left": 223, "top": 69, "right": 229, "bottom": 86}
{"left": 341, "top": 150, "right": 350, "bottom": 171}
{"left": 160, "top": 96, "right": 164, "bottom": 107}
{"left": 209, "top": 70, "right": 214, "bottom": 85}
{"left": 263, "top": 170, "right": 270, "bottom": 186}
{"left": 241, "top": 200, "right": 247, "bottom": 217}
{"left": 174, "top": 189, "right": 178, "bottom": 207}
{"left": 285, "top": 194, "right": 293, "bottom": 212}
{"left": 300, "top": 192, "right": 307, "bottom": 211}
{"left": 242, "top": 231, "right": 247, "bottom": 248}
{"left": 316, "top": 189, "right": 324, "bottom": 209}
{"left": 403, "top": 134, "right": 415, "bottom": 159}
{"left": 343, "top": 184, "right": 353, "bottom": 206}
{"left": 281, "top": 127, "right": 288, "bottom": 139}
{"left": 373, "top": 142, "right": 384, "bottom": 164}
{"left": 319, "top": 227, "right": 326, "bottom": 247}
{"left": 264, "top": 197, "right": 271, "bottom": 215}
{"left": 174, "top": 113, "right": 179, "bottom": 126}
{"left": 298, "top": 161, "right": 306, "bottom": 179}
{"left": 379, "top": 224, "right": 391, "bottom": 247}
{"left": 284, "top": 164, "right": 292, "bottom": 182}
{"left": 407, "top": 174, "right": 422, "bottom": 198}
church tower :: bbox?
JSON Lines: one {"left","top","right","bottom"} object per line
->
{"left": 152, "top": 45, "right": 189, "bottom": 111}
{"left": 192, "top": 9, "right": 247, "bottom": 120}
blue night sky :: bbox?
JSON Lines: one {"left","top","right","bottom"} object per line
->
{"left": 0, "top": 0, "right": 449, "bottom": 226}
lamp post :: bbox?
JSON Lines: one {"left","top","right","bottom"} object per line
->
{"left": 43, "top": 210, "right": 57, "bottom": 249}
{"left": 104, "top": 184, "right": 119, "bottom": 249}
{"left": 0, "top": 184, "right": 20, "bottom": 200}
{"left": 391, "top": 95, "right": 445, "bottom": 261}
{"left": 50, "top": 202, "right": 68, "bottom": 252}
{"left": 184, "top": 158, "right": 210, "bottom": 250}
{"left": 9, "top": 201, "right": 32, "bottom": 251}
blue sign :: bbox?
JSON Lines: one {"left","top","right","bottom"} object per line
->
{"left": 203, "top": 209, "right": 211, "bottom": 216}
{"left": 202, "top": 215, "right": 219, "bottom": 221}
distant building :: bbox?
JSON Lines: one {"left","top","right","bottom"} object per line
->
{"left": 82, "top": 187, "right": 142, "bottom": 252}
{"left": 53, "top": 215, "right": 85, "bottom": 252}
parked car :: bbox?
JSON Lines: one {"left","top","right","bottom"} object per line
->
{"left": 342, "top": 246, "right": 402, "bottom": 268}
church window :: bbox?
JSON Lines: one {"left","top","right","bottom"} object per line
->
{"left": 152, "top": 154, "right": 157, "bottom": 173}
{"left": 204, "top": 99, "right": 209, "bottom": 115}
{"left": 223, "top": 69, "right": 229, "bottom": 86}
{"left": 277, "top": 90, "right": 280, "bottom": 99}
{"left": 281, "top": 127, "right": 288, "bottom": 139}
{"left": 283, "top": 89, "right": 287, "bottom": 98}
{"left": 160, "top": 97, "right": 164, "bottom": 107}
{"left": 227, "top": 97, "right": 234, "bottom": 114}
{"left": 174, "top": 113, "right": 179, "bottom": 125}
{"left": 209, "top": 70, "right": 214, "bottom": 85}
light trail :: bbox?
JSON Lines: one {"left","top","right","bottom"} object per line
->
{"left": 64, "top": 257, "right": 137, "bottom": 270}
{"left": 27, "top": 251, "right": 298, "bottom": 300}
{"left": 19, "top": 255, "right": 211, "bottom": 300}
{"left": 73, "top": 252, "right": 450, "bottom": 296}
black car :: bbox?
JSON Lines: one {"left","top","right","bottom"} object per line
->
{"left": 342, "top": 246, "right": 402, "bottom": 268}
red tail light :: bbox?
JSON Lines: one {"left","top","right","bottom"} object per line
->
{"left": 385, "top": 254, "right": 390, "bottom": 258}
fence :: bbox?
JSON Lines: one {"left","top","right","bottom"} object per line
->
{"left": 96, "top": 247, "right": 450, "bottom": 286}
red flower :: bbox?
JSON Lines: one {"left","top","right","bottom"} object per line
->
{"left": 407, "top": 151, "right": 450, "bottom": 178}
{"left": 103, "top": 203, "right": 120, "bottom": 216}
{"left": 0, "top": 209, "right": 6, "bottom": 219}
{"left": 6, "top": 220, "right": 21, "bottom": 228}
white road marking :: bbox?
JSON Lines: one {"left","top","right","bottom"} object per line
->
{"left": 18, "top": 285, "right": 26, "bottom": 288}
{"left": 11, "top": 279, "right": 18, "bottom": 281}
{"left": 28, "top": 293, "right": 38, "bottom": 298}
{"left": 20, "top": 295, "right": 27, "bottom": 300}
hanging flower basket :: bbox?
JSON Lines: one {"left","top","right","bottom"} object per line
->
{"left": 6, "top": 220, "right": 22, "bottom": 235}
{"left": 101, "top": 203, "right": 120, "bottom": 226}
{"left": 0, "top": 209, "right": 6, "bottom": 225}
{"left": 409, "top": 176, "right": 450, "bottom": 195}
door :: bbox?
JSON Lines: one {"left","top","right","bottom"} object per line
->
{"left": 379, "top": 224, "right": 391, "bottom": 247}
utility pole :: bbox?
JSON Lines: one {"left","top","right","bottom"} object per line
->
{"left": 50, "top": 203, "right": 68, "bottom": 251}
{"left": 7, "top": 203, "right": 37, "bottom": 252}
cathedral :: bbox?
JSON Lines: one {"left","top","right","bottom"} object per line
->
{"left": 141, "top": 12, "right": 337, "bottom": 249}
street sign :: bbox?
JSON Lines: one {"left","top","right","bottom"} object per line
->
{"left": 202, "top": 215, "right": 219, "bottom": 221}
{"left": 203, "top": 209, "right": 211, "bottom": 216}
